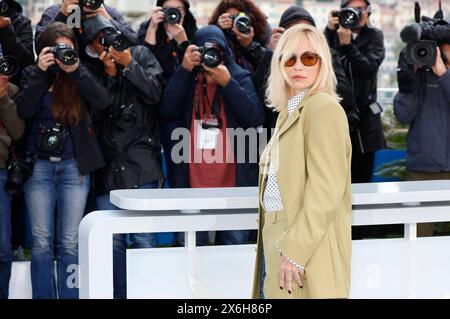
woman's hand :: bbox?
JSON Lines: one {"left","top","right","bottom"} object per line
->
{"left": 233, "top": 26, "right": 254, "bottom": 48}
{"left": 60, "top": 0, "right": 79, "bottom": 17}
{"left": 56, "top": 58, "right": 80, "bottom": 74}
{"left": 37, "top": 47, "right": 56, "bottom": 72}
{"left": 149, "top": 7, "right": 165, "bottom": 31}
{"left": 217, "top": 13, "right": 233, "bottom": 30}
{"left": 166, "top": 23, "right": 188, "bottom": 44}
{"left": 279, "top": 254, "right": 306, "bottom": 294}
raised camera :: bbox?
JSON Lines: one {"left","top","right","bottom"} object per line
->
{"left": 37, "top": 125, "right": 68, "bottom": 154}
{"left": 231, "top": 13, "right": 251, "bottom": 34}
{"left": 0, "top": 0, "right": 13, "bottom": 17}
{"left": 80, "top": 0, "right": 104, "bottom": 10}
{"left": 406, "top": 40, "right": 437, "bottom": 67}
{"left": 197, "top": 42, "right": 223, "bottom": 68}
{"left": 0, "top": 55, "right": 19, "bottom": 77}
{"left": 163, "top": 7, "right": 182, "bottom": 24}
{"left": 332, "top": 7, "right": 361, "bottom": 30}
{"left": 100, "top": 28, "right": 130, "bottom": 52}
{"left": 50, "top": 44, "right": 79, "bottom": 66}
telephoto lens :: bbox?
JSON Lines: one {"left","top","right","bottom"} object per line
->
{"left": 0, "top": 56, "right": 19, "bottom": 77}
{"left": 231, "top": 13, "right": 251, "bottom": 34}
{"left": 50, "top": 44, "right": 79, "bottom": 66}
{"left": 80, "top": 0, "right": 104, "bottom": 10}
{"left": 100, "top": 28, "right": 130, "bottom": 52}
{"left": 0, "top": 0, "right": 14, "bottom": 17}
{"left": 163, "top": 7, "right": 182, "bottom": 24}
{"left": 198, "top": 43, "right": 223, "bottom": 68}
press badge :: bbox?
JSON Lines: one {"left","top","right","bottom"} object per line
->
{"left": 198, "top": 127, "right": 219, "bottom": 149}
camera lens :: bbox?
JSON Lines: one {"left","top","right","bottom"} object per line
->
{"left": 234, "top": 15, "right": 251, "bottom": 34}
{"left": 51, "top": 45, "right": 79, "bottom": 66}
{"left": 0, "top": 56, "right": 19, "bottom": 77}
{"left": 81, "top": 0, "right": 103, "bottom": 10}
{"left": 339, "top": 8, "right": 360, "bottom": 29}
{"left": 418, "top": 47, "right": 428, "bottom": 58}
{"left": 112, "top": 34, "right": 130, "bottom": 51}
{"left": 164, "top": 8, "right": 182, "bottom": 24}
{"left": 202, "top": 47, "right": 222, "bottom": 68}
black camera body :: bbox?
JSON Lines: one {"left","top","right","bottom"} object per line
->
{"left": 0, "top": 55, "right": 19, "bottom": 77}
{"left": 231, "top": 13, "right": 251, "bottom": 34}
{"left": 37, "top": 124, "right": 68, "bottom": 155}
{"left": 5, "top": 153, "right": 34, "bottom": 195}
{"left": 0, "top": 0, "right": 14, "bottom": 17}
{"left": 100, "top": 28, "right": 130, "bottom": 52}
{"left": 332, "top": 7, "right": 361, "bottom": 30}
{"left": 197, "top": 42, "right": 223, "bottom": 68}
{"left": 163, "top": 7, "right": 182, "bottom": 24}
{"left": 50, "top": 44, "right": 79, "bottom": 66}
{"left": 80, "top": 0, "right": 104, "bottom": 11}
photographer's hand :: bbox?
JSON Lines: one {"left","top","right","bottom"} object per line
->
{"left": 99, "top": 51, "right": 117, "bottom": 77}
{"left": 217, "top": 13, "right": 233, "bottom": 30}
{"left": 84, "top": 4, "right": 112, "bottom": 20}
{"left": 337, "top": 27, "right": 352, "bottom": 46}
{"left": 145, "top": 7, "right": 164, "bottom": 46}
{"left": 203, "top": 64, "right": 231, "bottom": 87}
{"left": 108, "top": 47, "right": 132, "bottom": 68}
{"left": 60, "top": 0, "right": 79, "bottom": 17}
{"left": 0, "top": 16, "right": 11, "bottom": 29}
{"left": 327, "top": 10, "right": 340, "bottom": 31}
{"left": 181, "top": 45, "right": 201, "bottom": 72}
{"left": 166, "top": 23, "right": 188, "bottom": 45}
{"left": 432, "top": 47, "right": 447, "bottom": 77}
{"left": 233, "top": 26, "right": 255, "bottom": 48}
{"left": 0, "top": 76, "right": 8, "bottom": 98}
{"left": 268, "top": 27, "right": 285, "bottom": 51}
{"left": 37, "top": 47, "right": 56, "bottom": 72}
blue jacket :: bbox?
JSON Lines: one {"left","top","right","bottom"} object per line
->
{"left": 160, "top": 25, "right": 265, "bottom": 188}
{"left": 394, "top": 65, "right": 450, "bottom": 172}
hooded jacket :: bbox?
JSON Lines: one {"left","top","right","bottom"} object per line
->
{"left": 394, "top": 50, "right": 450, "bottom": 173}
{"left": 0, "top": 0, "right": 34, "bottom": 85}
{"left": 160, "top": 25, "right": 264, "bottom": 188}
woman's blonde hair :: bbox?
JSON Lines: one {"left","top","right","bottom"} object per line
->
{"left": 266, "top": 24, "right": 339, "bottom": 112}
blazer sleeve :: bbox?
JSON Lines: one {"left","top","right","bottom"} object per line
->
{"left": 276, "top": 96, "right": 350, "bottom": 267}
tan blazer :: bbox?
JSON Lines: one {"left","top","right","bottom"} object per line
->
{"left": 252, "top": 92, "right": 352, "bottom": 299}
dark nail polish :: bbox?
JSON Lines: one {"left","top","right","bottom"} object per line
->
{"left": 288, "top": 290, "right": 291, "bottom": 294}
{"left": 280, "top": 286, "right": 283, "bottom": 290}
{"left": 300, "top": 286, "right": 303, "bottom": 289}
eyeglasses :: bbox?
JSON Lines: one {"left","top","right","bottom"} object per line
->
{"left": 283, "top": 52, "right": 321, "bottom": 67}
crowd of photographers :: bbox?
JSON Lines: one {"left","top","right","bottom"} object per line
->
{"left": 0, "top": 0, "right": 449, "bottom": 299}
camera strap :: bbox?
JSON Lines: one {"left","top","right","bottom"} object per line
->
{"left": 194, "top": 75, "right": 223, "bottom": 127}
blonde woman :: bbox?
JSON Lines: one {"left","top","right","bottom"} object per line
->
{"left": 252, "top": 24, "right": 352, "bottom": 299}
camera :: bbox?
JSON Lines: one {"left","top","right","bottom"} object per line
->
{"left": 197, "top": 42, "right": 223, "bottom": 68}
{"left": 80, "top": 0, "right": 104, "bottom": 10}
{"left": 406, "top": 40, "right": 437, "bottom": 67}
{"left": 0, "top": 55, "right": 19, "bottom": 77}
{"left": 0, "top": 0, "right": 13, "bottom": 17}
{"left": 50, "top": 44, "right": 79, "bottom": 66}
{"left": 100, "top": 28, "right": 130, "bottom": 52}
{"left": 231, "top": 12, "right": 251, "bottom": 34}
{"left": 5, "top": 153, "right": 34, "bottom": 195}
{"left": 332, "top": 7, "right": 361, "bottom": 30}
{"left": 37, "top": 124, "right": 68, "bottom": 154}
{"left": 163, "top": 7, "right": 182, "bottom": 24}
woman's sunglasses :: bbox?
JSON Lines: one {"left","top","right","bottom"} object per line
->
{"left": 283, "top": 52, "right": 321, "bottom": 67}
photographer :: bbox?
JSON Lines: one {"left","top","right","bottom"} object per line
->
{"left": 0, "top": 0, "right": 34, "bottom": 85}
{"left": 160, "top": 25, "right": 264, "bottom": 245}
{"left": 137, "top": 0, "right": 197, "bottom": 189}
{"left": 325, "top": 0, "right": 386, "bottom": 183}
{"left": 0, "top": 76, "right": 24, "bottom": 299}
{"left": 35, "top": 0, "right": 137, "bottom": 67}
{"left": 252, "top": 5, "right": 356, "bottom": 132}
{"left": 209, "top": 0, "right": 271, "bottom": 71}
{"left": 83, "top": 15, "right": 164, "bottom": 299}
{"left": 15, "top": 22, "right": 110, "bottom": 299}
{"left": 394, "top": 43, "right": 450, "bottom": 235}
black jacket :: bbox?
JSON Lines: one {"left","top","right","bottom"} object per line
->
{"left": 0, "top": 0, "right": 34, "bottom": 85}
{"left": 15, "top": 65, "right": 111, "bottom": 175}
{"left": 325, "top": 25, "right": 386, "bottom": 153}
{"left": 253, "top": 48, "right": 355, "bottom": 131}
{"left": 93, "top": 46, "right": 164, "bottom": 195}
